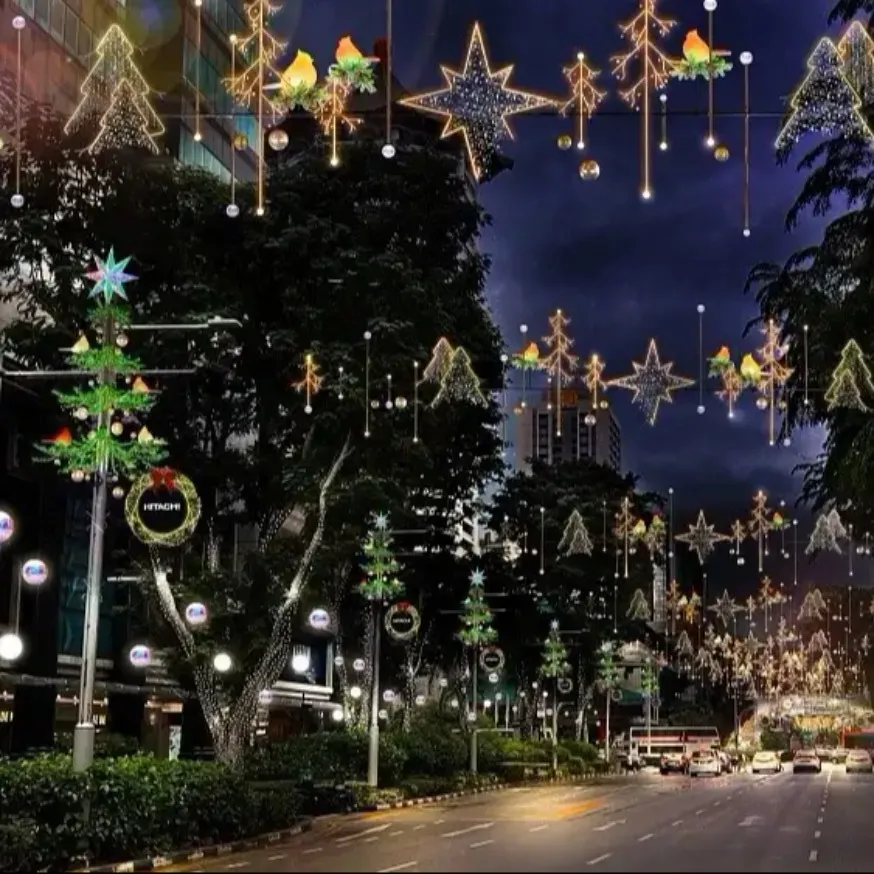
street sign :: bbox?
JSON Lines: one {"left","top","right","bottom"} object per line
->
{"left": 385, "top": 602, "right": 421, "bottom": 641}
{"left": 557, "top": 677, "right": 573, "bottom": 695}
{"left": 479, "top": 646, "right": 505, "bottom": 672}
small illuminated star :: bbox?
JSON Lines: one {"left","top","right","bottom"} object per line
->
{"left": 400, "top": 22, "right": 555, "bottom": 181}
{"left": 373, "top": 513, "right": 390, "bottom": 531}
{"left": 86, "top": 249, "right": 136, "bottom": 303}
{"left": 608, "top": 339, "right": 694, "bottom": 425}
{"left": 470, "top": 568, "right": 486, "bottom": 587}
{"left": 675, "top": 510, "right": 730, "bottom": 565}
{"left": 708, "top": 589, "right": 741, "bottom": 627}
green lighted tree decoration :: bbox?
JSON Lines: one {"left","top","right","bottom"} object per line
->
{"left": 596, "top": 641, "right": 621, "bottom": 691}
{"left": 358, "top": 513, "right": 404, "bottom": 602}
{"left": 457, "top": 568, "right": 497, "bottom": 647}
{"left": 541, "top": 620, "right": 571, "bottom": 678}
{"left": 38, "top": 249, "right": 167, "bottom": 479}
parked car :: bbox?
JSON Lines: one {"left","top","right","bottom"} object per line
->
{"left": 792, "top": 750, "right": 822, "bottom": 774}
{"left": 659, "top": 752, "right": 687, "bottom": 775}
{"left": 845, "top": 749, "right": 873, "bottom": 774}
{"left": 688, "top": 749, "right": 721, "bottom": 777}
{"left": 751, "top": 750, "right": 782, "bottom": 774}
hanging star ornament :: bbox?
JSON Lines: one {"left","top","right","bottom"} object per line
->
{"left": 675, "top": 510, "right": 730, "bottom": 565}
{"left": 399, "top": 22, "right": 555, "bottom": 181}
{"left": 709, "top": 589, "right": 741, "bottom": 627}
{"left": 86, "top": 249, "right": 136, "bottom": 303}
{"left": 608, "top": 339, "right": 694, "bottom": 425}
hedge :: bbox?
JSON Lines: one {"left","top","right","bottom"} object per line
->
{"left": 0, "top": 755, "right": 301, "bottom": 872}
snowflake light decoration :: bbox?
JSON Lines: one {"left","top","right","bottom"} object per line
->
{"left": 709, "top": 589, "right": 741, "bottom": 627}
{"left": 675, "top": 510, "right": 729, "bottom": 565}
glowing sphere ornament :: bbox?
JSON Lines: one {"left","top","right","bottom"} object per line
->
{"left": 331, "top": 708, "right": 344, "bottom": 722}
{"left": 714, "top": 144, "right": 730, "bottom": 162}
{"left": 111, "top": 421, "right": 124, "bottom": 436}
{"left": 10, "top": 194, "right": 23, "bottom": 208}
{"left": 291, "top": 646, "right": 311, "bottom": 674}
{"left": 129, "top": 644, "right": 151, "bottom": 668}
{"left": 21, "top": 559, "right": 48, "bottom": 586}
{"left": 0, "top": 632, "right": 23, "bottom": 661}
{"left": 213, "top": 652, "right": 232, "bottom": 673}
{"left": 579, "top": 159, "right": 600, "bottom": 180}
{"left": 308, "top": 608, "right": 330, "bottom": 631}
{"left": 382, "top": 143, "right": 396, "bottom": 159}
{"left": 71, "top": 469, "right": 85, "bottom": 483}
{"left": 350, "top": 685, "right": 363, "bottom": 699}
{"left": 112, "top": 486, "right": 125, "bottom": 499}
{"left": 353, "top": 658, "right": 366, "bottom": 672}
{"left": 185, "top": 602, "right": 208, "bottom": 626}
{"left": 226, "top": 203, "right": 240, "bottom": 219}
{"left": 267, "top": 128, "right": 289, "bottom": 151}
{"left": 0, "top": 510, "right": 14, "bottom": 545}
{"left": 383, "top": 689, "right": 396, "bottom": 703}
{"left": 557, "top": 133, "right": 573, "bottom": 150}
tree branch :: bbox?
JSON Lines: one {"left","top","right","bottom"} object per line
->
{"left": 147, "top": 548, "right": 195, "bottom": 660}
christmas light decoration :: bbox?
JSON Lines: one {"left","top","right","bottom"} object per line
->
{"left": 582, "top": 353, "right": 608, "bottom": 416}
{"left": 558, "top": 509, "right": 593, "bottom": 557}
{"left": 709, "top": 589, "right": 740, "bottom": 627}
{"left": 680, "top": 591, "right": 701, "bottom": 624}
{"left": 64, "top": 25, "right": 164, "bottom": 154}
{"left": 293, "top": 353, "right": 323, "bottom": 414}
{"left": 358, "top": 513, "right": 404, "bottom": 602}
{"left": 560, "top": 52, "right": 606, "bottom": 150}
{"left": 729, "top": 519, "right": 746, "bottom": 565}
{"left": 675, "top": 629, "right": 694, "bottom": 659}
{"left": 432, "top": 347, "right": 487, "bottom": 407}
{"left": 748, "top": 490, "right": 772, "bottom": 572}
{"left": 611, "top": 0, "right": 678, "bottom": 198}
{"left": 125, "top": 470, "right": 202, "bottom": 547}
{"left": 642, "top": 515, "right": 666, "bottom": 559}
{"left": 608, "top": 339, "right": 694, "bottom": 425}
{"left": 38, "top": 253, "right": 166, "bottom": 478}
{"left": 838, "top": 21, "right": 874, "bottom": 101}
{"left": 614, "top": 497, "right": 638, "bottom": 579}
{"left": 716, "top": 361, "right": 742, "bottom": 417}
{"left": 825, "top": 339, "right": 874, "bottom": 411}
{"left": 458, "top": 568, "right": 497, "bottom": 647}
{"left": 399, "top": 22, "right": 555, "bottom": 181}
{"left": 423, "top": 337, "right": 455, "bottom": 383}
{"left": 673, "top": 27, "right": 733, "bottom": 82}
{"left": 541, "top": 309, "right": 579, "bottom": 435}
{"left": 754, "top": 320, "right": 792, "bottom": 446}
{"left": 666, "top": 578, "right": 682, "bottom": 631}
{"left": 627, "top": 588, "right": 652, "bottom": 621}
{"left": 806, "top": 512, "right": 843, "bottom": 555}
{"left": 541, "top": 620, "right": 571, "bottom": 678}
{"left": 798, "top": 588, "right": 827, "bottom": 623}
{"left": 775, "top": 37, "right": 874, "bottom": 159}
{"left": 675, "top": 510, "right": 728, "bottom": 565}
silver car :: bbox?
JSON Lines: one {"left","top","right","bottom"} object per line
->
{"left": 751, "top": 750, "right": 782, "bottom": 774}
{"left": 793, "top": 750, "right": 822, "bottom": 774}
{"left": 845, "top": 749, "right": 873, "bottom": 774}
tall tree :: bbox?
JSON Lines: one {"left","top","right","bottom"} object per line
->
{"left": 0, "top": 112, "right": 504, "bottom": 763}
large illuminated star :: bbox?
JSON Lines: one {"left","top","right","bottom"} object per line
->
{"left": 708, "top": 589, "right": 741, "bottom": 627}
{"left": 675, "top": 510, "right": 730, "bottom": 565}
{"left": 399, "top": 22, "right": 555, "bottom": 181}
{"left": 86, "top": 249, "right": 136, "bottom": 303}
{"left": 608, "top": 339, "right": 694, "bottom": 425}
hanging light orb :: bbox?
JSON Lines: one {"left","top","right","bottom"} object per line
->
{"left": 0, "top": 632, "right": 23, "bottom": 661}
{"left": 115, "top": 333, "right": 129, "bottom": 348}
{"left": 213, "top": 652, "right": 232, "bottom": 673}
{"left": 112, "top": 485, "right": 125, "bottom": 499}
{"left": 381, "top": 143, "right": 396, "bottom": 159}
{"left": 129, "top": 644, "right": 151, "bottom": 668}
{"left": 350, "top": 685, "right": 362, "bottom": 700}
{"left": 714, "top": 145, "right": 730, "bottom": 162}
{"left": 578, "top": 159, "right": 600, "bottom": 181}
{"left": 584, "top": 413, "right": 596, "bottom": 426}
{"left": 394, "top": 396, "right": 407, "bottom": 410}
{"left": 267, "top": 128, "right": 289, "bottom": 151}
{"left": 353, "top": 658, "right": 366, "bottom": 672}
{"left": 71, "top": 469, "right": 85, "bottom": 483}
{"left": 755, "top": 396, "right": 769, "bottom": 410}
{"left": 557, "top": 133, "right": 573, "bottom": 151}
{"left": 110, "top": 421, "right": 124, "bottom": 436}
{"left": 10, "top": 193, "right": 23, "bottom": 208}
{"left": 185, "top": 602, "right": 208, "bottom": 626}
{"left": 331, "top": 708, "right": 344, "bottom": 722}
{"left": 226, "top": 203, "right": 240, "bottom": 219}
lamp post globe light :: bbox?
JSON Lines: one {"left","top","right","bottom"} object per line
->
{"left": 0, "top": 632, "right": 23, "bottom": 662}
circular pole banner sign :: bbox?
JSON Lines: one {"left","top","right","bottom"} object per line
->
{"left": 479, "top": 646, "right": 505, "bottom": 672}
{"left": 0, "top": 510, "right": 14, "bottom": 544}
{"left": 126, "top": 468, "right": 201, "bottom": 547}
{"left": 385, "top": 602, "right": 421, "bottom": 641}
{"left": 21, "top": 559, "right": 48, "bottom": 586}
{"left": 557, "top": 677, "right": 574, "bottom": 695}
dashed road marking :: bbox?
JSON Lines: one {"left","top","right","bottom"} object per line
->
{"left": 224, "top": 865, "right": 249, "bottom": 870}
{"left": 470, "top": 839, "right": 494, "bottom": 849}
{"left": 639, "top": 833, "right": 654, "bottom": 842}
{"left": 587, "top": 854, "right": 612, "bottom": 866}
{"left": 817, "top": 817, "right": 823, "bottom": 824}
{"left": 530, "top": 825, "right": 549, "bottom": 832}
{"left": 672, "top": 819, "right": 683, "bottom": 826}
{"left": 379, "top": 863, "right": 418, "bottom": 873}
{"left": 434, "top": 819, "right": 445, "bottom": 825}
{"left": 696, "top": 809, "right": 705, "bottom": 816}
{"left": 303, "top": 848, "right": 322, "bottom": 855}
{"left": 441, "top": 823, "right": 494, "bottom": 839}
{"left": 713, "top": 801, "right": 721, "bottom": 807}
{"left": 390, "top": 831, "right": 404, "bottom": 837}
{"left": 267, "top": 854, "right": 286, "bottom": 861}
{"left": 336, "top": 824, "right": 391, "bottom": 843}
{"left": 814, "top": 831, "right": 821, "bottom": 839}
{"left": 593, "top": 820, "right": 625, "bottom": 832}
{"left": 364, "top": 837, "right": 380, "bottom": 843}
{"left": 809, "top": 850, "right": 818, "bottom": 862}
{"left": 413, "top": 825, "right": 426, "bottom": 831}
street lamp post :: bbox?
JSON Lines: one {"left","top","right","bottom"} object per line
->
{"left": 367, "top": 606, "right": 382, "bottom": 787}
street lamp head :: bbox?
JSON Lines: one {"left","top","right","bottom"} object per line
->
{"left": 0, "top": 632, "right": 23, "bottom": 661}
{"left": 350, "top": 685, "right": 362, "bottom": 699}
{"left": 331, "top": 708, "right": 344, "bottom": 723}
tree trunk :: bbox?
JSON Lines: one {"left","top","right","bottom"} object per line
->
{"left": 192, "top": 666, "right": 259, "bottom": 769}
{"left": 356, "top": 605, "right": 376, "bottom": 731}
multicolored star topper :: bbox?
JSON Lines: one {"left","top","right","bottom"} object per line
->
{"left": 400, "top": 22, "right": 554, "bottom": 181}
{"left": 86, "top": 249, "right": 136, "bottom": 303}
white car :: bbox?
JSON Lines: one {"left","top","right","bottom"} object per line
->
{"left": 793, "top": 750, "right": 822, "bottom": 774}
{"left": 845, "top": 749, "right": 873, "bottom": 774}
{"left": 688, "top": 750, "right": 721, "bottom": 777}
{"left": 751, "top": 750, "right": 782, "bottom": 774}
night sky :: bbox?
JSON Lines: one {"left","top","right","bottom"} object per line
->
{"left": 277, "top": 1, "right": 862, "bottom": 591}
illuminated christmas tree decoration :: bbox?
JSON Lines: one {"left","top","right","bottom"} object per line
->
{"left": 806, "top": 512, "right": 843, "bottom": 555}
{"left": 541, "top": 620, "right": 571, "bottom": 677}
{"left": 627, "top": 588, "right": 652, "bottom": 621}
{"left": 675, "top": 629, "right": 694, "bottom": 659}
{"left": 293, "top": 353, "right": 324, "bottom": 414}
{"left": 608, "top": 339, "right": 694, "bottom": 425}
{"left": 541, "top": 309, "right": 578, "bottom": 435}
{"left": 560, "top": 51, "right": 606, "bottom": 150}
{"left": 642, "top": 515, "right": 666, "bottom": 559}
{"left": 611, "top": 0, "right": 678, "bottom": 198}
{"left": 748, "top": 490, "right": 771, "bottom": 572}
{"left": 798, "top": 588, "right": 827, "bottom": 623}
{"left": 458, "top": 568, "right": 497, "bottom": 647}
{"left": 558, "top": 509, "right": 593, "bottom": 557}
{"left": 432, "top": 347, "right": 486, "bottom": 407}
{"left": 825, "top": 339, "right": 874, "bottom": 411}
{"left": 358, "top": 513, "right": 404, "bottom": 602}
{"left": 709, "top": 589, "right": 740, "bottom": 627}
{"left": 422, "top": 337, "right": 455, "bottom": 383}
{"left": 400, "top": 22, "right": 555, "bottom": 181}
{"left": 582, "top": 353, "right": 608, "bottom": 421}
{"left": 64, "top": 25, "right": 164, "bottom": 153}
{"left": 755, "top": 320, "right": 792, "bottom": 446}
{"left": 838, "top": 20, "right": 874, "bottom": 102}
{"left": 775, "top": 37, "right": 873, "bottom": 159}
{"left": 675, "top": 510, "right": 728, "bottom": 565}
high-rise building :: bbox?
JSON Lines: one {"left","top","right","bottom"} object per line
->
{"left": 514, "top": 388, "right": 622, "bottom": 473}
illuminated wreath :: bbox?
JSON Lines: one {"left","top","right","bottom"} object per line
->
{"left": 125, "top": 470, "right": 201, "bottom": 547}
{"left": 384, "top": 602, "right": 421, "bottom": 642}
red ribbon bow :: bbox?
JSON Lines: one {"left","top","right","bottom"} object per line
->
{"left": 150, "top": 467, "right": 176, "bottom": 490}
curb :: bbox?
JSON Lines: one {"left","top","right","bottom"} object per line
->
{"left": 71, "top": 819, "right": 313, "bottom": 873}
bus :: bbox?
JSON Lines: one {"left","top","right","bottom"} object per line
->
{"left": 618, "top": 726, "right": 721, "bottom": 767}
{"left": 842, "top": 728, "right": 874, "bottom": 752}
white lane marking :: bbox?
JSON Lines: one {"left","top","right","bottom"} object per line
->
{"left": 336, "top": 824, "right": 391, "bottom": 843}
{"left": 267, "top": 855, "right": 286, "bottom": 862}
{"left": 434, "top": 819, "right": 445, "bottom": 825}
{"left": 303, "top": 848, "right": 322, "bottom": 855}
{"left": 593, "top": 819, "right": 625, "bottom": 832}
{"left": 671, "top": 819, "right": 683, "bottom": 826}
{"left": 817, "top": 817, "right": 823, "bottom": 824}
{"left": 739, "top": 816, "right": 762, "bottom": 827}
{"left": 639, "top": 833, "right": 654, "bottom": 842}
{"left": 529, "top": 825, "right": 549, "bottom": 832}
{"left": 413, "top": 825, "right": 426, "bottom": 831}
{"left": 470, "top": 839, "right": 494, "bottom": 849}
{"left": 225, "top": 865, "right": 249, "bottom": 870}
{"left": 390, "top": 830, "right": 404, "bottom": 836}
{"left": 713, "top": 801, "right": 721, "bottom": 807}
{"left": 379, "top": 863, "right": 418, "bottom": 873}
{"left": 696, "top": 809, "right": 705, "bottom": 816}
{"left": 365, "top": 837, "right": 380, "bottom": 843}
{"left": 587, "top": 854, "right": 612, "bottom": 866}
{"left": 814, "top": 831, "right": 821, "bottom": 839}
{"left": 441, "top": 822, "right": 494, "bottom": 839}
{"left": 809, "top": 850, "right": 818, "bottom": 862}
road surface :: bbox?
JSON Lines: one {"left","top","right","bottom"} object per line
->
{"left": 168, "top": 766, "right": 874, "bottom": 872}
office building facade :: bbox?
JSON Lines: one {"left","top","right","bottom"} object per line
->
{"left": 515, "top": 389, "right": 622, "bottom": 473}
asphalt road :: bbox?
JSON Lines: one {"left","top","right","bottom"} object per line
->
{"left": 169, "top": 766, "right": 874, "bottom": 872}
